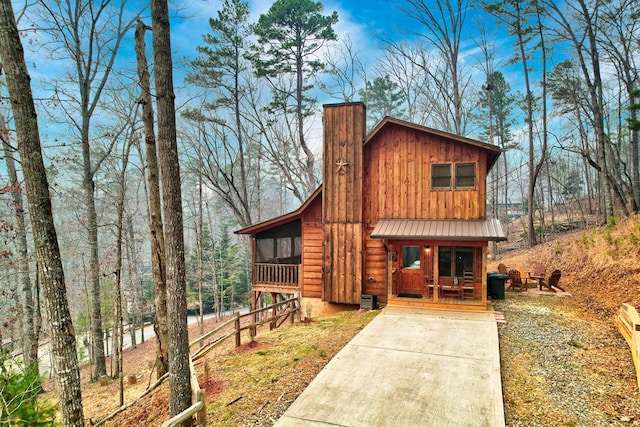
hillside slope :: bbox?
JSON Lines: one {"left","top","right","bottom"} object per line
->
{"left": 44, "top": 215, "right": 640, "bottom": 426}
{"left": 492, "top": 215, "right": 640, "bottom": 425}
{"left": 491, "top": 214, "right": 640, "bottom": 319}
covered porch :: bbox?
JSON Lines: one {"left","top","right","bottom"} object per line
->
{"left": 371, "top": 218, "right": 506, "bottom": 311}
{"left": 250, "top": 220, "right": 302, "bottom": 296}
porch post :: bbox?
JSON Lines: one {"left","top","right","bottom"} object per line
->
{"left": 482, "top": 246, "right": 488, "bottom": 307}
{"left": 386, "top": 244, "right": 393, "bottom": 302}
{"left": 433, "top": 246, "right": 439, "bottom": 303}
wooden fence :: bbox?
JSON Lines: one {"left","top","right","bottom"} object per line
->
{"left": 190, "top": 295, "right": 301, "bottom": 362}
{"left": 614, "top": 303, "right": 640, "bottom": 391}
{"left": 162, "top": 295, "right": 301, "bottom": 426}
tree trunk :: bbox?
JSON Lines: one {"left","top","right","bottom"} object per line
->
{"left": 532, "top": 5, "right": 549, "bottom": 241}
{"left": 113, "top": 137, "right": 132, "bottom": 409}
{"left": 1, "top": 117, "right": 38, "bottom": 369}
{"left": 151, "top": 0, "right": 192, "bottom": 418}
{"left": 0, "top": 2, "right": 84, "bottom": 424}
{"left": 84, "top": 131, "right": 107, "bottom": 379}
{"left": 135, "top": 18, "right": 170, "bottom": 378}
{"left": 125, "top": 216, "right": 137, "bottom": 349}
{"left": 197, "top": 172, "right": 204, "bottom": 340}
{"left": 295, "top": 43, "right": 317, "bottom": 194}
{"left": 513, "top": 2, "right": 537, "bottom": 247}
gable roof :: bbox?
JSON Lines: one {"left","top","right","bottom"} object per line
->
{"left": 236, "top": 115, "right": 503, "bottom": 236}
{"left": 365, "top": 116, "right": 502, "bottom": 171}
{"left": 235, "top": 186, "right": 321, "bottom": 235}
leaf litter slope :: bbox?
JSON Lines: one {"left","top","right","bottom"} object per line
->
{"left": 46, "top": 215, "right": 640, "bottom": 426}
{"left": 68, "top": 309, "right": 379, "bottom": 426}
{"left": 491, "top": 214, "right": 640, "bottom": 426}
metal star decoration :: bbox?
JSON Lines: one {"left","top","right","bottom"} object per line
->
{"left": 336, "top": 159, "right": 349, "bottom": 173}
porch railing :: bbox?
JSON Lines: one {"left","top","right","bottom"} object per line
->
{"left": 253, "top": 263, "right": 300, "bottom": 288}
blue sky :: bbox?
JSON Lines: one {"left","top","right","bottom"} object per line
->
{"left": 6, "top": 0, "right": 521, "bottom": 185}
{"left": 172, "top": 0, "right": 503, "bottom": 73}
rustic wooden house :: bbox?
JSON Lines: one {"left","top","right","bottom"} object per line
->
{"left": 236, "top": 102, "right": 506, "bottom": 316}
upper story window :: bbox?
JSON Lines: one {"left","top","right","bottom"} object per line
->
{"left": 455, "top": 163, "right": 476, "bottom": 188}
{"left": 431, "top": 164, "right": 452, "bottom": 189}
{"left": 432, "top": 162, "right": 477, "bottom": 189}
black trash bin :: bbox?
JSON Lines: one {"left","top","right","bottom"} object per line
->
{"left": 487, "top": 273, "right": 507, "bottom": 300}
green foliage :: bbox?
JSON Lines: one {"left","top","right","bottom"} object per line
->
{"left": 558, "top": 165, "right": 583, "bottom": 200}
{"left": 567, "top": 339, "right": 586, "bottom": 350}
{"left": 358, "top": 75, "right": 405, "bottom": 128}
{"left": 554, "top": 240, "right": 562, "bottom": 255}
{"left": 214, "top": 222, "right": 248, "bottom": 308}
{"left": 252, "top": 0, "right": 338, "bottom": 77}
{"left": 187, "top": 0, "right": 250, "bottom": 109}
{"left": 607, "top": 214, "right": 619, "bottom": 228}
{"left": 626, "top": 88, "right": 640, "bottom": 131}
{"left": 477, "top": 71, "right": 516, "bottom": 151}
{"left": 548, "top": 60, "right": 586, "bottom": 115}
{"left": 187, "top": 220, "right": 248, "bottom": 311}
{"left": 250, "top": 0, "right": 338, "bottom": 114}
{"left": 0, "top": 356, "right": 57, "bottom": 426}
{"left": 579, "top": 232, "right": 595, "bottom": 247}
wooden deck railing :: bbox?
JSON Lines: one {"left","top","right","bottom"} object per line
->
{"left": 614, "top": 303, "right": 640, "bottom": 391}
{"left": 253, "top": 263, "right": 300, "bottom": 287}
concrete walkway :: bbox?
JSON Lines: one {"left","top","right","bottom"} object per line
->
{"left": 275, "top": 307, "right": 505, "bottom": 427}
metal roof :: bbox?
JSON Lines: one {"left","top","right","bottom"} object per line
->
{"left": 370, "top": 218, "right": 507, "bottom": 241}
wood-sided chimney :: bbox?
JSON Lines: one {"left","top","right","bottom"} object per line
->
{"left": 321, "top": 102, "right": 366, "bottom": 304}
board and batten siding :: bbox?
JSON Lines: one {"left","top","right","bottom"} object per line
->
{"left": 322, "top": 103, "right": 366, "bottom": 304}
{"left": 363, "top": 124, "right": 489, "bottom": 225}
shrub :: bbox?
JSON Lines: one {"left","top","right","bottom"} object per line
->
{"left": 0, "top": 355, "right": 57, "bottom": 426}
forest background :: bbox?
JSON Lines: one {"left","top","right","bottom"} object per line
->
{"left": 0, "top": 0, "right": 638, "bottom": 423}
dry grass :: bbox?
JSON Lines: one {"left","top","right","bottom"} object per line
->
{"left": 493, "top": 214, "right": 640, "bottom": 426}
{"left": 491, "top": 214, "right": 640, "bottom": 318}
{"left": 42, "top": 309, "right": 379, "bottom": 426}
{"left": 42, "top": 214, "right": 640, "bottom": 426}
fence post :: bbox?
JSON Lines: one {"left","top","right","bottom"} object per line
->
{"left": 289, "top": 297, "right": 294, "bottom": 325}
{"left": 234, "top": 311, "right": 241, "bottom": 347}
{"left": 270, "top": 293, "right": 277, "bottom": 330}
{"left": 250, "top": 292, "right": 257, "bottom": 341}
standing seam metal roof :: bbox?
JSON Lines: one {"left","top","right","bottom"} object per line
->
{"left": 370, "top": 218, "right": 507, "bottom": 241}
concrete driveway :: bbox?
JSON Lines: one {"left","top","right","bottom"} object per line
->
{"left": 275, "top": 307, "right": 505, "bottom": 427}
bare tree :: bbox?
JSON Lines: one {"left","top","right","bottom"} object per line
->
{"left": 36, "top": 0, "right": 137, "bottom": 379}
{"left": 151, "top": 0, "right": 192, "bottom": 417}
{"left": 112, "top": 122, "right": 135, "bottom": 408}
{"left": 398, "top": 0, "right": 472, "bottom": 135}
{"left": 186, "top": 0, "right": 254, "bottom": 227}
{"left": 543, "top": 0, "right": 614, "bottom": 223}
{"left": 483, "top": 0, "right": 545, "bottom": 247}
{"left": 320, "top": 35, "right": 367, "bottom": 103}
{"left": 0, "top": 1, "right": 84, "bottom": 424}
{"left": 379, "top": 42, "right": 430, "bottom": 124}
{"left": 0, "top": 116, "right": 40, "bottom": 370}
{"left": 599, "top": 0, "right": 640, "bottom": 212}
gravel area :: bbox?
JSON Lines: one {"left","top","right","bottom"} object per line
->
{"left": 495, "top": 291, "right": 640, "bottom": 426}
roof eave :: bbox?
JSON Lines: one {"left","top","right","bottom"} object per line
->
{"left": 365, "top": 116, "right": 502, "bottom": 173}
{"left": 235, "top": 186, "right": 322, "bottom": 235}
